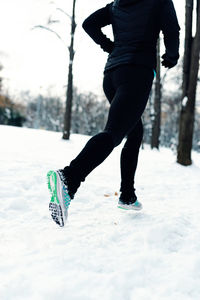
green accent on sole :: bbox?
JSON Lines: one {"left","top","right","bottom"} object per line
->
{"left": 118, "top": 205, "right": 129, "bottom": 210}
{"left": 47, "top": 170, "right": 60, "bottom": 205}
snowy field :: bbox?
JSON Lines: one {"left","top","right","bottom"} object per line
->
{"left": 0, "top": 124, "right": 200, "bottom": 300}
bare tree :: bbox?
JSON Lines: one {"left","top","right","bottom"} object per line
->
{"left": 63, "top": 0, "right": 77, "bottom": 139}
{"left": 177, "top": 0, "right": 200, "bottom": 165}
{"left": 32, "top": 0, "right": 77, "bottom": 140}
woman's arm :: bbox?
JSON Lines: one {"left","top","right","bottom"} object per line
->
{"left": 82, "top": 2, "right": 114, "bottom": 54}
{"left": 160, "top": 0, "right": 181, "bottom": 68}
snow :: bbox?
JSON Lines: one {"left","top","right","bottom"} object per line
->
{"left": 1, "top": 124, "right": 200, "bottom": 300}
{"left": 182, "top": 96, "right": 188, "bottom": 107}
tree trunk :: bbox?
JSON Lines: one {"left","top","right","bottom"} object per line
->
{"left": 177, "top": 0, "right": 200, "bottom": 165}
{"left": 63, "top": 0, "right": 77, "bottom": 140}
{"left": 151, "top": 37, "right": 161, "bottom": 149}
{"left": 182, "top": 0, "right": 194, "bottom": 97}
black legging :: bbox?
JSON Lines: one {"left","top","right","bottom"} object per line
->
{"left": 64, "top": 64, "right": 154, "bottom": 197}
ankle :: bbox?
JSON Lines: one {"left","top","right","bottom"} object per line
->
{"left": 62, "top": 166, "right": 81, "bottom": 198}
{"left": 120, "top": 188, "right": 137, "bottom": 202}
{"left": 120, "top": 187, "right": 136, "bottom": 198}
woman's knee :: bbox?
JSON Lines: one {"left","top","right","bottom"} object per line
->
{"left": 103, "top": 129, "right": 124, "bottom": 147}
{"left": 126, "top": 119, "right": 143, "bottom": 141}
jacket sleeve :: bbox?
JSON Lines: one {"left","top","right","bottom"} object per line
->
{"left": 160, "top": 0, "right": 181, "bottom": 65}
{"left": 82, "top": 2, "right": 114, "bottom": 54}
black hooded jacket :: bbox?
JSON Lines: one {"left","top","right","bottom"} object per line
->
{"left": 82, "top": 0, "right": 181, "bottom": 74}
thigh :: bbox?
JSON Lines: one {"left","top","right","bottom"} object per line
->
{"left": 104, "top": 65, "right": 154, "bottom": 140}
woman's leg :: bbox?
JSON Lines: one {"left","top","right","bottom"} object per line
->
{"left": 120, "top": 118, "right": 143, "bottom": 198}
{"left": 63, "top": 64, "right": 154, "bottom": 196}
{"left": 103, "top": 69, "right": 144, "bottom": 197}
{"left": 63, "top": 70, "right": 116, "bottom": 191}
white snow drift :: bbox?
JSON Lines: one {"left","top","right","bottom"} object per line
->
{"left": 0, "top": 125, "right": 200, "bottom": 300}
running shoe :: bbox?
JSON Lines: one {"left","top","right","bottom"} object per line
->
{"left": 47, "top": 169, "right": 72, "bottom": 227}
{"left": 118, "top": 192, "right": 142, "bottom": 210}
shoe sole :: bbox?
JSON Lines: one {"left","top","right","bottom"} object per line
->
{"left": 47, "top": 170, "right": 68, "bottom": 227}
{"left": 118, "top": 204, "right": 143, "bottom": 211}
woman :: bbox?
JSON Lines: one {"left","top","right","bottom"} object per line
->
{"left": 47, "top": 0, "right": 180, "bottom": 227}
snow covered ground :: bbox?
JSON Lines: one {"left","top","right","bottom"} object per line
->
{"left": 0, "top": 124, "right": 200, "bottom": 300}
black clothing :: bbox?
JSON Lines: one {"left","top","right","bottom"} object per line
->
{"left": 63, "top": 0, "right": 180, "bottom": 199}
{"left": 64, "top": 64, "right": 154, "bottom": 196}
{"left": 82, "top": 0, "right": 181, "bottom": 73}
{"left": 161, "top": 53, "right": 176, "bottom": 68}
{"left": 119, "top": 191, "right": 138, "bottom": 205}
{"left": 59, "top": 168, "right": 80, "bottom": 200}
{"left": 82, "top": 3, "right": 114, "bottom": 55}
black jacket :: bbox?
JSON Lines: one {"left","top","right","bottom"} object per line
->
{"left": 82, "top": 0, "right": 180, "bottom": 74}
